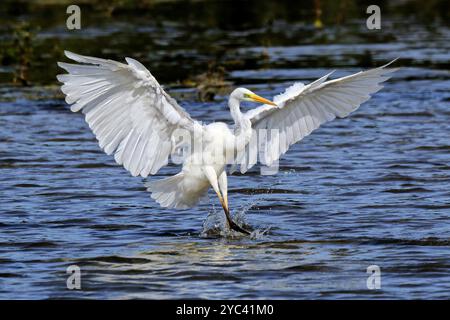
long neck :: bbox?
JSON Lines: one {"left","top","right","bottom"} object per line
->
{"left": 229, "top": 96, "right": 245, "bottom": 128}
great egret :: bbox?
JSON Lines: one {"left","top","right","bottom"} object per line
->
{"left": 57, "top": 51, "right": 397, "bottom": 234}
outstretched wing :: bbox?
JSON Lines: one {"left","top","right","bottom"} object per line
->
{"left": 57, "top": 51, "right": 202, "bottom": 177}
{"left": 236, "top": 60, "right": 398, "bottom": 173}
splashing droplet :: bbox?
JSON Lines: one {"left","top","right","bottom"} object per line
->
{"left": 200, "top": 198, "right": 270, "bottom": 238}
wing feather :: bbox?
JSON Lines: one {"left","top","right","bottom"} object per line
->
{"left": 237, "top": 59, "right": 398, "bottom": 173}
{"left": 58, "top": 51, "right": 201, "bottom": 177}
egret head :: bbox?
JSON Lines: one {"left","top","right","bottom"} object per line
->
{"left": 231, "top": 87, "right": 277, "bottom": 106}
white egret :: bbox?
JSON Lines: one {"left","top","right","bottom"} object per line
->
{"left": 57, "top": 51, "right": 397, "bottom": 234}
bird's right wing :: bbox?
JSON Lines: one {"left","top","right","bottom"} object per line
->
{"left": 235, "top": 60, "right": 398, "bottom": 173}
{"left": 57, "top": 51, "right": 202, "bottom": 177}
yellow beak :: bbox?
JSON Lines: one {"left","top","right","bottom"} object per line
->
{"left": 248, "top": 93, "right": 277, "bottom": 106}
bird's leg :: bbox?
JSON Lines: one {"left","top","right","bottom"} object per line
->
{"left": 203, "top": 167, "right": 250, "bottom": 235}
{"left": 214, "top": 190, "right": 250, "bottom": 235}
{"left": 218, "top": 171, "right": 250, "bottom": 235}
{"left": 218, "top": 170, "right": 229, "bottom": 213}
{"left": 226, "top": 209, "right": 251, "bottom": 235}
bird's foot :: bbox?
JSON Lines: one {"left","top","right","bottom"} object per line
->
{"left": 226, "top": 215, "right": 251, "bottom": 235}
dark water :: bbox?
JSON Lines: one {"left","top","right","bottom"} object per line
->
{"left": 0, "top": 1, "right": 450, "bottom": 299}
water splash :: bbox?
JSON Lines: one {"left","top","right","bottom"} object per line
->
{"left": 200, "top": 198, "right": 271, "bottom": 239}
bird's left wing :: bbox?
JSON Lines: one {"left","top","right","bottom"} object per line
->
{"left": 57, "top": 51, "right": 202, "bottom": 177}
{"left": 236, "top": 60, "right": 398, "bottom": 173}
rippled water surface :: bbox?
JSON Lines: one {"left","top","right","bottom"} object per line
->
{"left": 0, "top": 1, "right": 449, "bottom": 299}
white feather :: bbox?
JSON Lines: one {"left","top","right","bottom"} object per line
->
{"left": 240, "top": 59, "right": 399, "bottom": 171}
{"left": 57, "top": 51, "right": 200, "bottom": 178}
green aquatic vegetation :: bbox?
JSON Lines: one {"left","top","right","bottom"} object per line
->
{"left": 0, "top": 22, "right": 37, "bottom": 86}
{"left": 183, "top": 62, "right": 232, "bottom": 102}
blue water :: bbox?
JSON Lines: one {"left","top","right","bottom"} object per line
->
{"left": 0, "top": 2, "right": 449, "bottom": 299}
{"left": 1, "top": 64, "right": 449, "bottom": 299}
